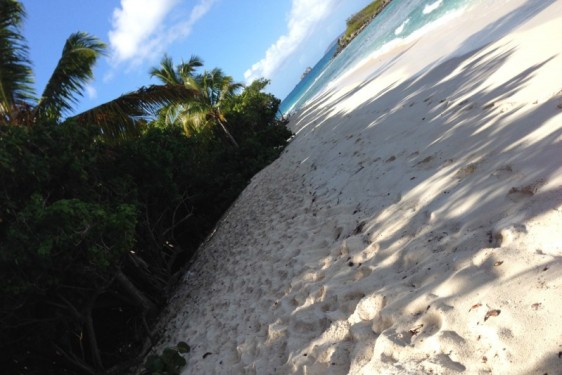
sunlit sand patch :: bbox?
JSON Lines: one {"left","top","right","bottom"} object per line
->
{"left": 154, "top": 1, "right": 562, "bottom": 374}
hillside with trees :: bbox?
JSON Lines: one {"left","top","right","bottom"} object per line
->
{"left": 0, "top": 0, "right": 291, "bottom": 373}
{"left": 335, "top": 0, "right": 392, "bottom": 56}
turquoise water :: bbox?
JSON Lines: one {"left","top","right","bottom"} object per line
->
{"left": 279, "top": 0, "right": 479, "bottom": 116}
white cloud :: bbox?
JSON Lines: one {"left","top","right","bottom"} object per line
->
{"left": 85, "top": 84, "right": 97, "bottom": 100}
{"left": 109, "top": 0, "right": 178, "bottom": 63}
{"left": 244, "top": 0, "right": 338, "bottom": 83}
{"left": 188, "top": 0, "right": 216, "bottom": 24}
{"left": 160, "top": 0, "right": 217, "bottom": 48}
{"left": 108, "top": 0, "right": 217, "bottom": 67}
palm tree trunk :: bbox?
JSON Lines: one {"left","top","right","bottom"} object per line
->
{"left": 217, "top": 119, "right": 239, "bottom": 148}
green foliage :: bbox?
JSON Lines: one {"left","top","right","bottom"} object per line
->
{"left": 225, "top": 78, "right": 280, "bottom": 128}
{"left": 0, "top": 123, "right": 140, "bottom": 373}
{"left": 0, "top": 0, "right": 198, "bottom": 138}
{"left": 0, "top": 0, "right": 35, "bottom": 120}
{"left": 143, "top": 342, "right": 190, "bottom": 375}
{"left": 5, "top": 195, "right": 136, "bottom": 274}
{"left": 337, "top": 0, "right": 390, "bottom": 53}
{"left": 35, "top": 32, "right": 107, "bottom": 122}
{"left": 0, "top": 0, "right": 105, "bottom": 126}
{"left": 0, "top": 4, "right": 292, "bottom": 373}
{"left": 0, "top": 77, "right": 291, "bottom": 373}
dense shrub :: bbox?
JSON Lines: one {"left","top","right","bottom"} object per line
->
{"left": 0, "top": 104, "right": 291, "bottom": 373}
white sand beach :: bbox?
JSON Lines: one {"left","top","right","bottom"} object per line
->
{"left": 156, "top": 0, "right": 562, "bottom": 373}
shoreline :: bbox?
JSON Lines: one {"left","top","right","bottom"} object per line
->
{"left": 284, "top": 0, "right": 476, "bottom": 119}
{"left": 334, "top": 0, "right": 393, "bottom": 58}
{"left": 156, "top": 0, "right": 562, "bottom": 373}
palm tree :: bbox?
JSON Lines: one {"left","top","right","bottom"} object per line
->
{"left": 0, "top": 0, "right": 195, "bottom": 139}
{"left": 0, "top": 0, "right": 35, "bottom": 125}
{"left": 151, "top": 56, "right": 242, "bottom": 147}
{"left": 72, "top": 83, "right": 197, "bottom": 140}
{"left": 35, "top": 32, "right": 106, "bottom": 123}
{"left": 149, "top": 54, "right": 203, "bottom": 130}
{"left": 149, "top": 54, "right": 203, "bottom": 86}
{"left": 190, "top": 68, "right": 243, "bottom": 148}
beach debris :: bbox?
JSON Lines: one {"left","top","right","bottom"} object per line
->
{"left": 494, "top": 261, "right": 504, "bottom": 267}
{"left": 482, "top": 356, "right": 488, "bottom": 363}
{"left": 484, "top": 309, "right": 501, "bottom": 321}
{"left": 203, "top": 352, "right": 213, "bottom": 359}
{"left": 409, "top": 324, "right": 424, "bottom": 335}
{"left": 469, "top": 303, "right": 482, "bottom": 312}
{"left": 531, "top": 303, "right": 542, "bottom": 310}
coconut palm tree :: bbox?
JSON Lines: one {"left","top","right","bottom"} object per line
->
{"left": 0, "top": 0, "right": 195, "bottom": 139}
{"left": 0, "top": 0, "right": 36, "bottom": 125}
{"left": 149, "top": 54, "right": 203, "bottom": 86}
{"left": 149, "top": 54, "right": 203, "bottom": 130}
{"left": 151, "top": 56, "right": 242, "bottom": 147}
{"left": 191, "top": 68, "right": 243, "bottom": 148}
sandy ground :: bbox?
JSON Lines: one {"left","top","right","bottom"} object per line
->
{"left": 156, "top": 0, "right": 562, "bottom": 373}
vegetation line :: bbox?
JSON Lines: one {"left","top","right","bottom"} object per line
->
{"left": 0, "top": 0, "right": 292, "bottom": 373}
{"left": 335, "top": 0, "right": 392, "bottom": 57}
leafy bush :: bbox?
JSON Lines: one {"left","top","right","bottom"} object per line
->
{"left": 143, "top": 342, "right": 190, "bottom": 375}
{"left": 0, "top": 91, "right": 291, "bottom": 374}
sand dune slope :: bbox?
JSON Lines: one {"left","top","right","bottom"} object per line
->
{"left": 157, "top": 1, "right": 562, "bottom": 374}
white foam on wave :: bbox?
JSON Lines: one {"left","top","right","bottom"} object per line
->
{"left": 329, "top": 6, "right": 468, "bottom": 91}
{"left": 423, "top": 0, "right": 443, "bottom": 15}
{"left": 291, "top": 1, "right": 472, "bottom": 113}
{"left": 292, "top": 59, "right": 337, "bottom": 111}
{"left": 394, "top": 18, "right": 410, "bottom": 35}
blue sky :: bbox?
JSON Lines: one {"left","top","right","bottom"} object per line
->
{"left": 20, "top": 0, "right": 373, "bottom": 115}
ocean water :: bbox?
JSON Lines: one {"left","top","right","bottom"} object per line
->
{"left": 279, "top": 0, "right": 480, "bottom": 116}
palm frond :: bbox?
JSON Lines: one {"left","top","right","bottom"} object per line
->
{"left": 180, "top": 109, "right": 207, "bottom": 136}
{"left": 177, "top": 68, "right": 241, "bottom": 146}
{"left": 69, "top": 84, "right": 197, "bottom": 141}
{"left": 150, "top": 54, "right": 179, "bottom": 85}
{"left": 177, "top": 55, "right": 203, "bottom": 81}
{"left": 179, "top": 102, "right": 208, "bottom": 135}
{"left": 35, "top": 32, "right": 106, "bottom": 123}
{"left": 0, "top": 0, "right": 35, "bottom": 124}
{"left": 150, "top": 54, "right": 204, "bottom": 87}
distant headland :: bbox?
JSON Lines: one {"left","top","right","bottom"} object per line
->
{"left": 301, "top": 66, "right": 313, "bottom": 80}
{"left": 334, "top": 0, "right": 392, "bottom": 57}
